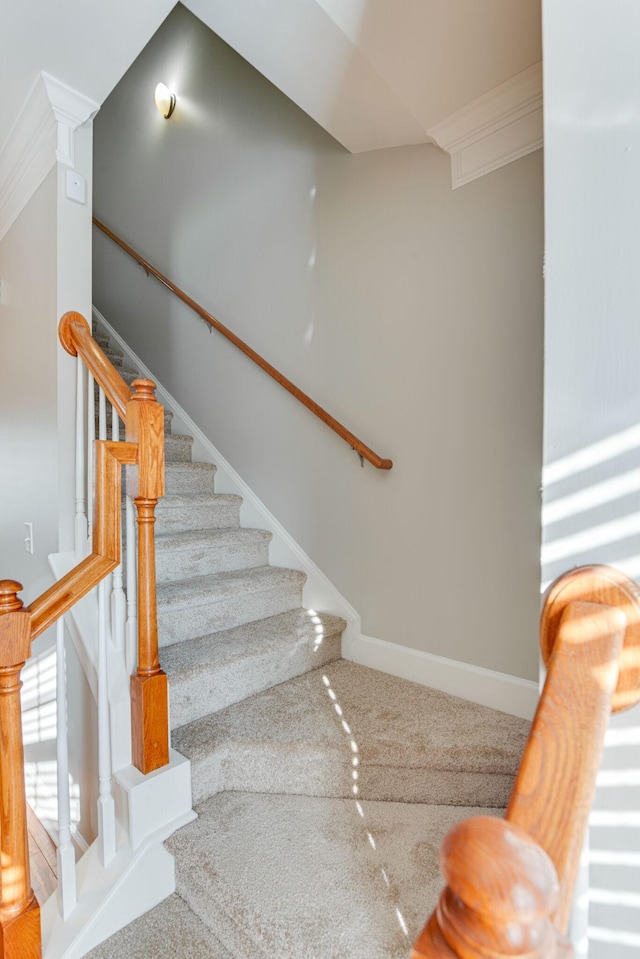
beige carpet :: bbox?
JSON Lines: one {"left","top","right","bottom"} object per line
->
{"left": 167, "top": 791, "right": 502, "bottom": 959}
{"left": 86, "top": 894, "right": 233, "bottom": 959}
{"left": 172, "top": 660, "right": 529, "bottom": 805}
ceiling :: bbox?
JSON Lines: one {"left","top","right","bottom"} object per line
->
{"left": 2, "top": 0, "right": 541, "bottom": 156}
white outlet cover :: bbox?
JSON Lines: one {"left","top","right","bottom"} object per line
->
{"left": 65, "top": 169, "right": 86, "bottom": 204}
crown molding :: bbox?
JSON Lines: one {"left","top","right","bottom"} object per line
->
{"left": 428, "top": 62, "right": 543, "bottom": 189}
{"left": 0, "top": 72, "right": 99, "bottom": 242}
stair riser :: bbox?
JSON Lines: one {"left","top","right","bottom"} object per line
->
{"left": 190, "top": 753, "right": 514, "bottom": 807}
{"left": 164, "top": 435, "right": 194, "bottom": 463}
{"left": 165, "top": 467, "right": 216, "bottom": 495}
{"left": 156, "top": 537, "right": 269, "bottom": 584}
{"left": 118, "top": 539, "right": 268, "bottom": 584}
{"left": 158, "top": 583, "right": 303, "bottom": 646}
{"left": 154, "top": 502, "right": 241, "bottom": 534}
{"left": 169, "top": 631, "right": 341, "bottom": 729}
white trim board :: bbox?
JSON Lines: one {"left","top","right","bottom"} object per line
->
{"left": 428, "top": 62, "right": 543, "bottom": 189}
{"left": 93, "top": 306, "right": 537, "bottom": 720}
{"left": 0, "top": 71, "right": 98, "bottom": 242}
{"left": 353, "top": 633, "right": 538, "bottom": 721}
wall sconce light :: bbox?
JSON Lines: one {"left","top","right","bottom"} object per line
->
{"left": 154, "top": 82, "right": 176, "bottom": 119}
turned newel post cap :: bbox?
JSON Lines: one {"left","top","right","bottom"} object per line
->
{"left": 131, "top": 378, "right": 158, "bottom": 402}
{"left": 441, "top": 817, "right": 560, "bottom": 923}
{"left": 0, "top": 580, "right": 25, "bottom": 614}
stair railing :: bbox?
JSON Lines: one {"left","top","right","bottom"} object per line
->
{"left": 0, "top": 311, "right": 169, "bottom": 958}
{"left": 412, "top": 564, "right": 640, "bottom": 959}
{"left": 59, "top": 310, "right": 169, "bottom": 775}
{"left": 92, "top": 217, "right": 393, "bottom": 471}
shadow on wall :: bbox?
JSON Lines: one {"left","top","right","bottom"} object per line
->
{"left": 542, "top": 424, "right": 640, "bottom": 957}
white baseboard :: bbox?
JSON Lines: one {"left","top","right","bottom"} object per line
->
{"left": 352, "top": 632, "right": 539, "bottom": 720}
{"left": 41, "top": 828, "right": 177, "bottom": 959}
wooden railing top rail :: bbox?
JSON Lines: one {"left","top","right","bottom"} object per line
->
{"left": 412, "top": 564, "right": 640, "bottom": 959}
{"left": 59, "top": 310, "right": 131, "bottom": 420}
{"left": 28, "top": 441, "right": 137, "bottom": 639}
{"left": 25, "top": 315, "right": 142, "bottom": 637}
{"left": 93, "top": 217, "right": 393, "bottom": 470}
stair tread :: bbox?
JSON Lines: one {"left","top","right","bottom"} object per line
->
{"left": 165, "top": 461, "right": 216, "bottom": 474}
{"left": 157, "top": 565, "right": 306, "bottom": 608}
{"left": 164, "top": 610, "right": 344, "bottom": 727}
{"left": 164, "top": 609, "right": 345, "bottom": 674}
{"left": 175, "top": 660, "right": 527, "bottom": 773}
{"left": 173, "top": 660, "right": 528, "bottom": 805}
{"left": 156, "top": 526, "right": 271, "bottom": 551}
{"left": 168, "top": 792, "right": 501, "bottom": 959}
{"left": 156, "top": 492, "right": 241, "bottom": 509}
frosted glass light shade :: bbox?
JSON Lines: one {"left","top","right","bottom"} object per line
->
{"left": 154, "top": 83, "right": 176, "bottom": 119}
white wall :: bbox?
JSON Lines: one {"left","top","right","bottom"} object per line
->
{"left": 93, "top": 5, "right": 544, "bottom": 682}
{"left": 0, "top": 124, "right": 98, "bottom": 847}
{"left": 0, "top": 171, "right": 59, "bottom": 600}
{"left": 543, "top": 1, "right": 640, "bottom": 954}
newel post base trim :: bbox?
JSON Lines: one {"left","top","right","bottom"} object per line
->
{"left": 131, "top": 670, "right": 170, "bottom": 775}
{"left": 0, "top": 896, "right": 41, "bottom": 959}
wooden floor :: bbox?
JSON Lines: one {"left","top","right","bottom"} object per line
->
{"left": 27, "top": 804, "right": 58, "bottom": 904}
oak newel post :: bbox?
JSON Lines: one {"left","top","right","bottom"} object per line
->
{"left": 412, "top": 565, "right": 640, "bottom": 959}
{"left": 126, "top": 379, "right": 169, "bottom": 774}
{"left": 413, "top": 817, "right": 565, "bottom": 959}
{"left": 0, "top": 582, "right": 41, "bottom": 959}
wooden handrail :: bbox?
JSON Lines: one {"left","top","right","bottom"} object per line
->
{"left": 412, "top": 564, "right": 640, "bottom": 959}
{"left": 28, "top": 441, "right": 137, "bottom": 639}
{"left": 93, "top": 217, "right": 393, "bottom": 470}
{"left": 59, "top": 311, "right": 130, "bottom": 421}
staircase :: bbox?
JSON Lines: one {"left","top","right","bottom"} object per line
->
{"left": 85, "top": 323, "right": 530, "bottom": 958}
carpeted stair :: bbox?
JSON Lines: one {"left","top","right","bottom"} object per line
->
{"left": 88, "top": 324, "right": 530, "bottom": 959}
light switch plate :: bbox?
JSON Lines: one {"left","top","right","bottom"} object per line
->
{"left": 65, "top": 169, "right": 86, "bottom": 204}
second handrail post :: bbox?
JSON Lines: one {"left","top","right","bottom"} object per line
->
{"left": 126, "top": 379, "right": 169, "bottom": 774}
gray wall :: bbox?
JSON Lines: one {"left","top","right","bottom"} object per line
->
{"left": 93, "top": 4, "right": 544, "bottom": 681}
{"left": 543, "top": 2, "right": 640, "bottom": 954}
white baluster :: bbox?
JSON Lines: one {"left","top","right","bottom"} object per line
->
{"left": 98, "top": 387, "right": 112, "bottom": 641}
{"left": 74, "top": 356, "right": 88, "bottom": 559}
{"left": 98, "top": 386, "right": 107, "bottom": 442}
{"left": 86, "top": 372, "right": 95, "bottom": 541}
{"left": 55, "top": 617, "right": 77, "bottom": 918}
{"left": 125, "top": 495, "right": 138, "bottom": 676}
{"left": 111, "top": 404, "right": 119, "bottom": 442}
{"left": 110, "top": 406, "right": 126, "bottom": 654}
{"left": 97, "top": 579, "right": 116, "bottom": 866}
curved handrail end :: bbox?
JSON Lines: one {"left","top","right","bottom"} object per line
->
{"left": 59, "top": 311, "right": 91, "bottom": 357}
